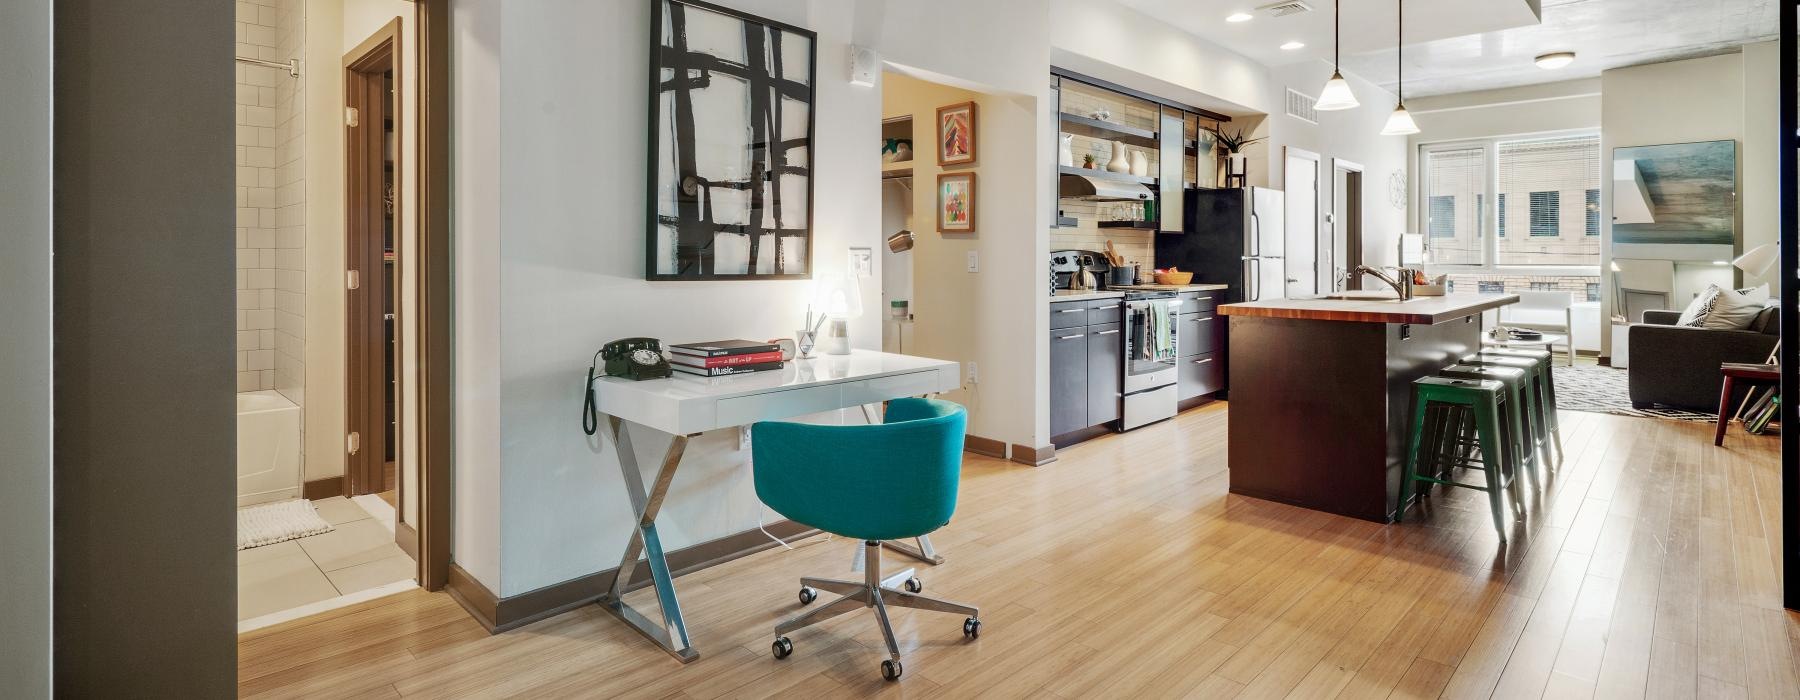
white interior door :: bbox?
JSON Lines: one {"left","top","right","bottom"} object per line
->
{"left": 1284, "top": 149, "right": 1319, "bottom": 297}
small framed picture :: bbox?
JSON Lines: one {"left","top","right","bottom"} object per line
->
{"left": 937, "top": 172, "right": 976, "bottom": 234}
{"left": 936, "top": 101, "right": 977, "bottom": 167}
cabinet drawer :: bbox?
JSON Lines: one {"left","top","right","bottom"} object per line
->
{"left": 1179, "top": 291, "right": 1220, "bottom": 314}
{"left": 1177, "top": 312, "right": 1222, "bottom": 357}
{"left": 1050, "top": 301, "right": 1089, "bottom": 329}
{"left": 1085, "top": 299, "right": 1124, "bottom": 325}
{"left": 1178, "top": 351, "right": 1225, "bottom": 401}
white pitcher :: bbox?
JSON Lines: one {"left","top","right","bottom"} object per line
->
{"left": 1058, "top": 134, "right": 1074, "bottom": 168}
{"left": 1106, "top": 141, "right": 1131, "bottom": 173}
{"left": 1129, "top": 150, "right": 1149, "bottom": 177}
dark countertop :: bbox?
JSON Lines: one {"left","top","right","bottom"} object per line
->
{"left": 1218, "top": 292, "right": 1518, "bottom": 325}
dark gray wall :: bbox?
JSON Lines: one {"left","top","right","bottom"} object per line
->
{"left": 53, "top": 0, "right": 237, "bottom": 695}
{"left": 1, "top": 0, "right": 53, "bottom": 695}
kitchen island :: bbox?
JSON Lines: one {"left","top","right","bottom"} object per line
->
{"left": 1218, "top": 293, "right": 1518, "bottom": 522}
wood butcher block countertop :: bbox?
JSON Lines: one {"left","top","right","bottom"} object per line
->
{"left": 1218, "top": 292, "right": 1518, "bottom": 325}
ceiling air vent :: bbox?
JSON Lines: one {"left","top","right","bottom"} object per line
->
{"left": 1257, "top": 0, "right": 1314, "bottom": 18}
{"left": 1286, "top": 88, "right": 1318, "bottom": 124}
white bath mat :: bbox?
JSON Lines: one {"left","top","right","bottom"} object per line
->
{"left": 237, "top": 499, "right": 333, "bottom": 550}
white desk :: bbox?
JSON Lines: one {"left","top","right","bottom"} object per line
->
{"left": 590, "top": 350, "right": 961, "bottom": 662}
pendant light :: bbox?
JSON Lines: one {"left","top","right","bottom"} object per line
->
{"left": 1315, "top": 0, "right": 1359, "bottom": 111}
{"left": 1380, "top": 0, "right": 1420, "bottom": 135}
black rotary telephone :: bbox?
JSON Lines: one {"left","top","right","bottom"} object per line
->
{"left": 583, "top": 338, "right": 672, "bottom": 435}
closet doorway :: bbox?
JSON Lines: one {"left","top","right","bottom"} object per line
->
{"left": 344, "top": 21, "right": 404, "bottom": 511}
{"left": 1331, "top": 159, "right": 1365, "bottom": 291}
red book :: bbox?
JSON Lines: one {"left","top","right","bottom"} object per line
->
{"left": 670, "top": 350, "right": 784, "bottom": 368}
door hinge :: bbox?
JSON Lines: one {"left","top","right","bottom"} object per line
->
{"left": 345, "top": 107, "right": 359, "bottom": 127}
{"left": 346, "top": 269, "right": 360, "bottom": 290}
{"left": 347, "top": 431, "right": 361, "bottom": 455}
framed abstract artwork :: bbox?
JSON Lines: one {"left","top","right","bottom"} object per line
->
{"left": 646, "top": 0, "right": 817, "bottom": 280}
{"left": 936, "top": 101, "right": 977, "bottom": 167}
{"left": 937, "top": 172, "right": 976, "bottom": 233}
{"left": 1612, "top": 139, "right": 1736, "bottom": 246}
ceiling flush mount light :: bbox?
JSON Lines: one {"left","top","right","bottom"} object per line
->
{"left": 1280, "top": 41, "right": 1305, "bottom": 50}
{"left": 1314, "top": 0, "right": 1359, "bottom": 110}
{"left": 1226, "top": 12, "right": 1254, "bottom": 22}
{"left": 1380, "top": 0, "right": 1420, "bottom": 135}
{"left": 1534, "top": 51, "right": 1576, "bottom": 70}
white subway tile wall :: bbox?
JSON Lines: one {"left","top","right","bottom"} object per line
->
{"left": 235, "top": 0, "right": 306, "bottom": 400}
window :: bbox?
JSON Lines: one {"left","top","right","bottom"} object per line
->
{"left": 1585, "top": 189, "right": 1599, "bottom": 236}
{"left": 1428, "top": 196, "right": 1456, "bottom": 238}
{"left": 1497, "top": 193, "right": 1506, "bottom": 238}
{"left": 1586, "top": 283, "right": 1600, "bottom": 302}
{"left": 1478, "top": 281, "right": 1506, "bottom": 293}
{"left": 1419, "top": 146, "right": 1486, "bottom": 265}
{"left": 1530, "top": 282, "right": 1556, "bottom": 291}
{"left": 1528, "top": 191, "right": 1559, "bottom": 236}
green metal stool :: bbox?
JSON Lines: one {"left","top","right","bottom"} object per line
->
{"left": 1439, "top": 363, "right": 1539, "bottom": 497}
{"left": 1461, "top": 353, "right": 1556, "bottom": 474}
{"left": 1397, "top": 376, "right": 1521, "bottom": 540}
{"left": 1474, "top": 347, "right": 1563, "bottom": 465}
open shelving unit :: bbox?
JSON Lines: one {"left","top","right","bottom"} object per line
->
{"left": 1052, "top": 68, "right": 1230, "bottom": 233}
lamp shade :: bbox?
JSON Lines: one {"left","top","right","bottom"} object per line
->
{"left": 1380, "top": 104, "right": 1419, "bottom": 136}
{"left": 1315, "top": 71, "right": 1359, "bottom": 111}
{"left": 1732, "top": 242, "right": 1778, "bottom": 277}
{"left": 812, "top": 272, "right": 863, "bottom": 319}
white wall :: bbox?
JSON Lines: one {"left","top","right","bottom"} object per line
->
{"left": 1741, "top": 41, "right": 1781, "bottom": 290}
{"left": 0, "top": 0, "right": 53, "bottom": 693}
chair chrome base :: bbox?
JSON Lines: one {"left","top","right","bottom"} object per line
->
{"left": 772, "top": 540, "right": 980, "bottom": 681}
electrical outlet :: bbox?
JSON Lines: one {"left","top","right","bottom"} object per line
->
{"left": 739, "top": 425, "right": 753, "bottom": 451}
{"left": 849, "top": 247, "right": 873, "bottom": 278}
{"left": 967, "top": 362, "right": 978, "bottom": 384}
{"left": 966, "top": 250, "right": 979, "bottom": 273}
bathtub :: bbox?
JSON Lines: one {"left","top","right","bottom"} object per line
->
{"left": 238, "top": 390, "right": 302, "bottom": 507}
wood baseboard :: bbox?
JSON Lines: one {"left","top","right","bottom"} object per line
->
{"left": 302, "top": 476, "right": 344, "bottom": 500}
{"left": 963, "top": 433, "right": 1007, "bottom": 459}
{"left": 445, "top": 519, "right": 820, "bottom": 634}
{"left": 1009, "top": 443, "right": 1056, "bottom": 466}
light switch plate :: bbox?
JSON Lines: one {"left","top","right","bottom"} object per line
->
{"left": 966, "top": 250, "right": 979, "bottom": 273}
{"left": 849, "top": 247, "right": 873, "bottom": 278}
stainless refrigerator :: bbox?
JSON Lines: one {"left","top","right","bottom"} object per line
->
{"left": 1153, "top": 187, "right": 1286, "bottom": 303}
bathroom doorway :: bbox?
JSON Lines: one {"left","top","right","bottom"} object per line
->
{"left": 1331, "top": 159, "right": 1365, "bottom": 291}
{"left": 344, "top": 20, "right": 402, "bottom": 508}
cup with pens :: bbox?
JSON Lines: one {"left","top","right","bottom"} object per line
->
{"left": 797, "top": 305, "right": 826, "bottom": 359}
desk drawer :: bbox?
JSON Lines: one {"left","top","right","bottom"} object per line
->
{"left": 841, "top": 370, "right": 943, "bottom": 407}
{"left": 716, "top": 384, "right": 846, "bottom": 427}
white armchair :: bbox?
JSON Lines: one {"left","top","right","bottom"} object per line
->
{"left": 1499, "top": 290, "right": 1575, "bottom": 364}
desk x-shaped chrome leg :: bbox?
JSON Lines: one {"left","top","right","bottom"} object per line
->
{"left": 597, "top": 415, "right": 699, "bottom": 663}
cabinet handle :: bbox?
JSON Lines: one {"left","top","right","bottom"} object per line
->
{"left": 1096, "top": 329, "right": 1119, "bottom": 335}
{"left": 1056, "top": 308, "right": 1084, "bottom": 314}
{"left": 1057, "top": 333, "right": 1086, "bottom": 340}
{"left": 1198, "top": 316, "right": 1214, "bottom": 322}
{"left": 1194, "top": 358, "right": 1213, "bottom": 364}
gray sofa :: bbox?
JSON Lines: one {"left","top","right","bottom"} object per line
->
{"left": 1628, "top": 308, "right": 1780, "bottom": 412}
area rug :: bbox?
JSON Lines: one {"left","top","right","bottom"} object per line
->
{"left": 1551, "top": 365, "right": 1716, "bottom": 422}
{"left": 237, "top": 499, "right": 333, "bottom": 550}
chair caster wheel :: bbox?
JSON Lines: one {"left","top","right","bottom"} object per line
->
{"left": 881, "top": 658, "right": 903, "bottom": 681}
{"left": 904, "top": 577, "right": 922, "bottom": 593}
{"left": 771, "top": 637, "right": 793, "bottom": 660}
{"left": 797, "top": 587, "right": 817, "bottom": 605}
{"left": 963, "top": 617, "right": 981, "bottom": 639}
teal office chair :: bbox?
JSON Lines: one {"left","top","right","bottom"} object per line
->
{"left": 753, "top": 398, "right": 981, "bottom": 682}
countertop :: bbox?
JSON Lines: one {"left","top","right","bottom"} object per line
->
{"left": 1218, "top": 292, "right": 1518, "bottom": 325}
{"left": 1050, "top": 290, "right": 1125, "bottom": 302}
{"left": 1112, "top": 283, "right": 1230, "bottom": 293}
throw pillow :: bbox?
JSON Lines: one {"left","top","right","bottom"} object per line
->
{"left": 1677, "top": 286, "right": 1720, "bottom": 327}
{"left": 1700, "top": 284, "right": 1769, "bottom": 331}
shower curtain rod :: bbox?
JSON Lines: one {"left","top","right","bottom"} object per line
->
{"left": 236, "top": 56, "right": 300, "bottom": 78}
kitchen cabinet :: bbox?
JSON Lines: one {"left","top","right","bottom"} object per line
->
{"left": 1176, "top": 291, "right": 1226, "bottom": 402}
{"left": 1050, "top": 298, "right": 1125, "bottom": 439}
{"left": 1050, "top": 68, "right": 1230, "bottom": 231}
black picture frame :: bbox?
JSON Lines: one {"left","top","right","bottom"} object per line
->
{"left": 645, "top": 0, "right": 818, "bottom": 280}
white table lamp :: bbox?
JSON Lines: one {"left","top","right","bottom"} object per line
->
{"left": 812, "top": 273, "right": 863, "bottom": 355}
{"left": 1732, "top": 243, "right": 1778, "bottom": 278}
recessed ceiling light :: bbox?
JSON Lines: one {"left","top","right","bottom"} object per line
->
{"left": 1535, "top": 52, "right": 1576, "bottom": 70}
{"left": 1280, "top": 41, "right": 1305, "bottom": 50}
{"left": 1226, "top": 12, "right": 1254, "bottom": 22}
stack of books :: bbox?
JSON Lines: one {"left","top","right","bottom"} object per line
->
{"left": 669, "top": 339, "right": 785, "bottom": 377}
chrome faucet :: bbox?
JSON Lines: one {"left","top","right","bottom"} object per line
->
{"left": 1355, "top": 265, "right": 1415, "bottom": 301}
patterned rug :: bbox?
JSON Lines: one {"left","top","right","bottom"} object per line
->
{"left": 1551, "top": 365, "right": 1716, "bottom": 422}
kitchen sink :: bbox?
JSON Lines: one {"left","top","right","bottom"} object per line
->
{"left": 1320, "top": 292, "right": 1415, "bottom": 302}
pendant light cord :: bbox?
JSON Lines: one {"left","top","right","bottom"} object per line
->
{"left": 1334, "top": 0, "right": 1341, "bottom": 70}
{"left": 1395, "top": 0, "right": 1404, "bottom": 104}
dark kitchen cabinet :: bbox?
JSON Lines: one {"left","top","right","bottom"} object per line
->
{"left": 1087, "top": 322, "right": 1122, "bottom": 425}
{"left": 1049, "top": 326, "right": 1089, "bottom": 437}
{"left": 1176, "top": 290, "right": 1226, "bottom": 402}
{"left": 1179, "top": 351, "right": 1226, "bottom": 401}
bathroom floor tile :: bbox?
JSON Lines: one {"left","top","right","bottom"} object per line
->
{"left": 238, "top": 551, "right": 340, "bottom": 621}
{"left": 312, "top": 496, "right": 371, "bottom": 525}
{"left": 297, "top": 518, "right": 405, "bottom": 572}
{"left": 236, "top": 539, "right": 302, "bottom": 566}
{"left": 325, "top": 553, "right": 416, "bottom": 595}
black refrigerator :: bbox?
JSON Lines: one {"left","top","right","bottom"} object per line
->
{"left": 1153, "top": 187, "right": 1287, "bottom": 304}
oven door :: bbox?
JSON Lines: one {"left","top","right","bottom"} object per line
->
{"left": 1123, "top": 297, "right": 1180, "bottom": 393}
